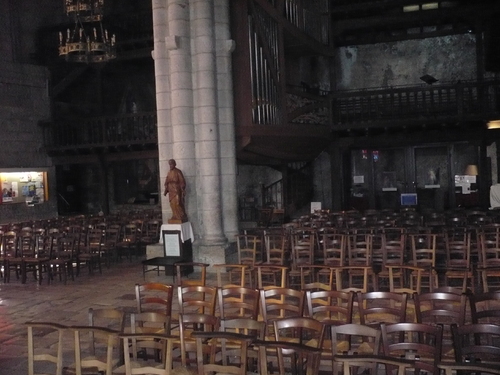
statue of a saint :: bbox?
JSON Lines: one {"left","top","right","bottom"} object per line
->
{"left": 164, "top": 159, "right": 188, "bottom": 223}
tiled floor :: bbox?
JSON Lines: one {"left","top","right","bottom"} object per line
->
{"left": 0, "top": 259, "right": 187, "bottom": 375}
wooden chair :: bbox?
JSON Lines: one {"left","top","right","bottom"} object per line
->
{"left": 255, "top": 340, "right": 322, "bottom": 375}
{"left": 119, "top": 333, "right": 174, "bottom": 375}
{"left": 236, "top": 234, "right": 258, "bottom": 286}
{"left": 381, "top": 322, "right": 443, "bottom": 375}
{"left": 322, "top": 232, "right": 345, "bottom": 267}
{"left": 213, "top": 264, "right": 247, "bottom": 288}
{"left": 469, "top": 290, "right": 500, "bottom": 324}
{"left": 439, "top": 323, "right": 500, "bottom": 375}
{"left": 88, "top": 307, "right": 126, "bottom": 333}
{"left": 336, "top": 266, "right": 371, "bottom": 293}
{"left": 305, "top": 289, "right": 354, "bottom": 325}
{"left": 177, "top": 285, "right": 217, "bottom": 315}
{"left": 218, "top": 286, "right": 260, "bottom": 320}
{"left": 129, "top": 312, "right": 170, "bottom": 362}
{"left": 273, "top": 316, "right": 325, "bottom": 346}
{"left": 25, "top": 233, "right": 51, "bottom": 285}
{"left": 174, "top": 262, "right": 208, "bottom": 287}
{"left": 376, "top": 229, "right": 406, "bottom": 289}
{"left": 255, "top": 264, "right": 288, "bottom": 289}
{"left": 76, "top": 228, "right": 103, "bottom": 275}
{"left": 116, "top": 224, "right": 139, "bottom": 261}
{"left": 193, "top": 331, "right": 255, "bottom": 375}
{"left": 299, "top": 264, "right": 336, "bottom": 291}
{"left": 410, "top": 233, "right": 439, "bottom": 292}
{"left": 264, "top": 233, "right": 287, "bottom": 265}
{"left": 357, "top": 291, "right": 408, "bottom": 328}
{"left": 219, "top": 318, "right": 265, "bottom": 371}
{"left": 135, "top": 283, "right": 174, "bottom": 317}
{"left": 477, "top": 231, "right": 500, "bottom": 292}
{"left": 48, "top": 235, "right": 75, "bottom": 284}
{"left": 26, "top": 322, "right": 66, "bottom": 375}
{"left": 102, "top": 227, "right": 120, "bottom": 267}
{"left": 68, "top": 325, "right": 121, "bottom": 375}
{"left": 386, "top": 265, "right": 423, "bottom": 294}
{"left": 289, "top": 228, "right": 316, "bottom": 288}
{"left": 444, "top": 230, "right": 474, "bottom": 292}
{"left": 330, "top": 323, "right": 381, "bottom": 375}
{"left": 415, "top": 291, "right": 467, "bottom": 359}
{"left": 346, "top": 233, "right": 375, "bottom": 291}
{"left": 272, "top": 316, "right": 325, "bottom": 375}
{"left": 178, "top": 313, "right": 219, "bottom": 367}
{"left": 2, "top": 230, "right": 20, "bottom": 283}
{"left": 259, "top": 287, "right": 305, "bottom": 338}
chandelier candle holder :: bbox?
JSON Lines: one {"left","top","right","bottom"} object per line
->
{"left": 58, "top": 0, "right": 116, "bottom": 63}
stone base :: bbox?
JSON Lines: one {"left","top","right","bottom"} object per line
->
{"left": 194, "top": 243, "right": 227, "bottom": 272}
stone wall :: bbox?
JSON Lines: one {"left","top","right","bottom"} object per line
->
{"left": 336, "top": 34, "right": 486, "bottom": 90}
{"left": 0, "top": 62, "right": 57, "bottom": 223}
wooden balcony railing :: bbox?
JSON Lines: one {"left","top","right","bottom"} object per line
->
{"left": 331, "top": 80, "right": 500, "bottom": 130}
{"left": 43, "top": 112, "right": 157, "bottom": 153}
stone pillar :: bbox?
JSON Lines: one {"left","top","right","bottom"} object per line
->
{"left": 152, "top": 0, "right": 173, "bottom": 223}
{"left": 191, "top": 0, "right": 227, "bottom": 264}
{"left": 166, "top": 0, "right": 197, "bottom": 229}
{"left": 215, "top": 0, "right": 239, "bottom": 241}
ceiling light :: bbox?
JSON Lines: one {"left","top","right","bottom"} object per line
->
{"left": 58, "top": 0, "right": 116, "bottom": 63}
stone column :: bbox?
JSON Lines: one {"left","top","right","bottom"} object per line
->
{"left": 166, "top": 0, "right": 197, "bottom": 229}
{"left": 152, "top": 0, "right": 173, "bottom": 224}
{"left": 191, "top": 0, "right": 227, "bottom": 257}
{"left": 215, "top": 0, "right": 239, "bottom": 241}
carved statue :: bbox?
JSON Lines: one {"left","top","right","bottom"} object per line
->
{"left": 163, "top": 159, "right": 188, "bottom": 223}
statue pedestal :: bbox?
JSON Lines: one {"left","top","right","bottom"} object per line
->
{"left": 168, "top": 219, "right": 185, "bottom": 224}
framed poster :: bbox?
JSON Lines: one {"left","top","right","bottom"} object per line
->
{"left": 162, "top": 230, "right": 182, "bottom": 257}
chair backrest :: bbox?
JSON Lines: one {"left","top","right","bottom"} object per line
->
{"left": 291, "top": 229, "right": 316, "bottom": 269}
{"left": 178, "top": 285, "right": 217, "bottom": 315}
{"left": 445, "top": 230, "right": 471, "bottom": 269}
{"left": 256, "top": 340, "right": 322, "bottom": 375}
{"left": 264, "top": 233, "right": 286, "bottom": 265}
{"left": 135, "top": 283, "right": 174, "bottom": 317}
{"left": 71, "top": 325, "right": 121, "bottom": 375}
{"left": 88, "top": 307, "right": 126, "bottom": 333}
{"left": 220, "top": 317, "right": 266, "bottom": 339}
{"left": 129, "top": 311, "right": 171, "bottom": 359}
{"left": 255, "top": 264, "right": 288, "bottom": 289}
{"left": 331, "top": 323, "right": 381, "bottom": 356}
{"left": 322, "top": 232, "right": 345, "bottom": 267}
{"left": 120, "top": 333, "right": 174, "bottom": 375}
{"left": 347, "top": 233, "right": 372, "bottom": 266}
{"left": 213, "top": 264, "right": 247, "bottom": 288}
{"left": 178, "top": 313, "right": 219, "bottom": 367}
{"left": 306, "top": 289, "right": 354, "bottom": 324}
{"left": 299, "top": 265, "right": 336, "bottom": 291}
{"left": 193, "top": 331, "right": 254, "bottom": 375}
{"left": 357, "top": 291, "right": 408, "bottom": 327}
{"left": 218, "top": 286, "right": 260, "bottom": 320}
{"left": 451, "top": 323, "right": 500, "bottom": 363}
{"left": 469, "top": 291, "right": 500, "bottom": 324}
{"left": 236, "top": 234, "right": 258, "bottom": 266}
{"left": 273, "top": 316, "right": 325, "bottom": 348}
{"left": 259, "top": 287, "right": 305, "bottom": 325}
{"left": 410, "top": 233, "right": 437, "bottom": 269}
{"left": 381, "top": 322, "right": 443, "bottom": 375}
{"left": 415, "top": 292, "right": 467, "bottom": 327}
{"left": 26, "top": 322, "right": 66, "bottom": 375}
{"left": 174, "top": 262, "right": 208, "bottom": 287}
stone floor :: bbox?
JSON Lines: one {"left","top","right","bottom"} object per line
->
{"left": 0, "top": 258, "right": 192, "bottom": 375}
